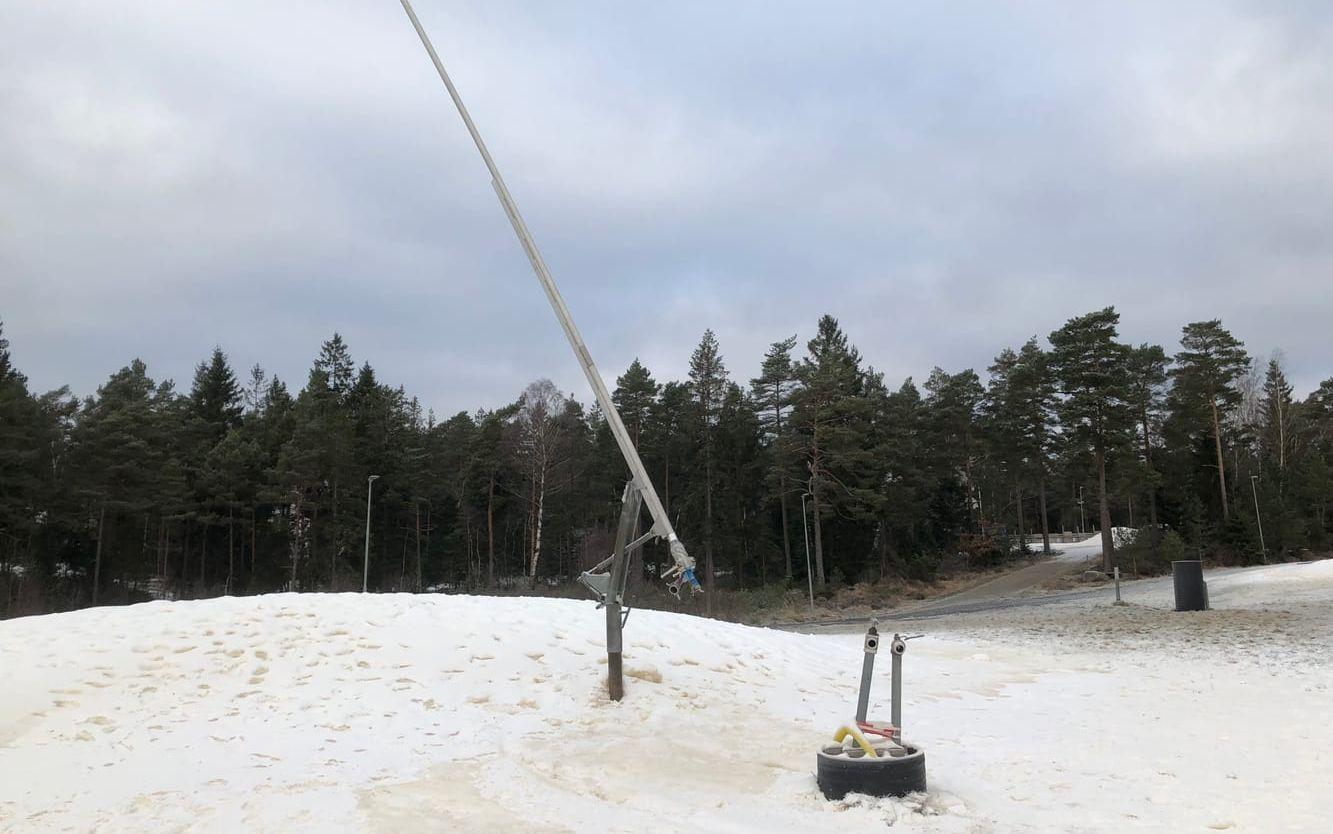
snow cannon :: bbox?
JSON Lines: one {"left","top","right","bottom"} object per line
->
{"left": 817, "top": 622, "right": 927, "bottom": 800}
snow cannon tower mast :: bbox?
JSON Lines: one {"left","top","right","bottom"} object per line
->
{"left": 398, "top": 1, "right": 700, "bottom": 696}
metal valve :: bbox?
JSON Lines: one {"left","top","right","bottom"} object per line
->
{"left": 864, "top": 625, "right": 880, "bottom": 654}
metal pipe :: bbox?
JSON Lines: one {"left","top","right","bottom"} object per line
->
{"left": 1114, "top": 566, "right": 1121, "bottom": 603}
{"left": 398, "top": 0, "right": 696, "bottom": 593}
{"left": 605, "top": 482, "right": 643, "bottom": 701}
{"left": 855, "top": 622, "right": 879, "bottom": 723}
{"left": 363, "top": 474, "right": 379, "bottom": 593}
{"left": 801, "top": 493, "right": 814, "bottom": 612}
{"left": 1250, "top": 475, "right": 1267, "bottom": 563}
{"left": 890, "top": 634, "right": 905, "bottom": 742}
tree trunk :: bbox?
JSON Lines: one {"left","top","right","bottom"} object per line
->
{"left": 227, "top": 507, "right": 234, "bottom": 595}
{"left": 1209, "top": 396, "right": 1230, "bottom": 520}
{"left": 774, "top": 398, "right": 793, "bottom": 581}
{"left": 165, "top": 525, "right": 174, "bottom": 594}
{"left": 182, "top": 522, "right": 192, "bottom": 593}
{"left": 529, "top": 464, "right": 546, "bottom": 582}
{"left": 289, "top": 497, "right": 302, "bottom": 590}
{"left": 876, "top": 521, "right": 888, "bottom": 580}
{"left": 1015, "top": 483, "right": 1025, "bottom": 547}
{"left": 330, "top": 478, "right": 339, "bottom": 592}
{"left": 1142, "top": 405, "right": 1159, "bottom": 528}
{"left": 1038, "top": 475, "right": 1051, "bottom": 555}
{"left": 415, "top": 501, "right": 423, "bottom": 593}
{"left": 1097, "top": 447, "right": 1113, "bottom": 572}
{"left": 778, "top": 475, "right": 793, "bottom": 582}
{"left": 1276, "top": 393, "right": 1286, "bottom": 472}
{"left": 463, "top": 505, "right": 473, "bottom": 585}
{"left": 704, "top": 454, "right": 715, "bottom": 616}
{"left": 93, "top": 499, "right": 107, "bottom": 605}
{"left": 809, "top": 452, "right": 827, "bottom": 590}
{"left": 486, "top": 476, "right": 496, "bottom": 590}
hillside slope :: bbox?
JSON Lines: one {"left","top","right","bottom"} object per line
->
{"left": 3, "top": 567, "right": 1331, "bottom": 832}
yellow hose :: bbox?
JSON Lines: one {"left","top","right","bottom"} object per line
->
{"left": 833, "top": 724, "right": 878, "bottom": 758}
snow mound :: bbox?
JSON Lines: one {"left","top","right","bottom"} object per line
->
{"left": 5, "top": 583, "right": 1331, "bottom": 833}
{"left": 0, "top": 595, "right": 964, "bottom": 833}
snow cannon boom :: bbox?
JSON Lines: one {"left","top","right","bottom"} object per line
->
{"left": 398, "top": 0, "right": 698, "bottom": 701}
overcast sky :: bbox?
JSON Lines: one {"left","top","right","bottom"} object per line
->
{"left": 3, "top": 0, "right": 1331, "bottom": 415}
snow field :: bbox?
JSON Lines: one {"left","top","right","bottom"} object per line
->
{"left": 2, "top": 566, "right": 1331, "bottom": 833}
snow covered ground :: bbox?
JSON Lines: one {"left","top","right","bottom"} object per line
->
{"left": 2, "top": 560, "right": 1331, "bottom": 833}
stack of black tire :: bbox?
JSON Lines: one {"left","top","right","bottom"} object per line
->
{"left": 816, "top": 743, "right": 927, "bottom": 799}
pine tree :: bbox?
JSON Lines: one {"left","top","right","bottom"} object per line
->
{"left": 983, "top": 348, "right": 1026, "bottom": 545}
{"left": 924, "top": 368, "right": 985, "bottom": 527}
{"left": 1010, "top": 340, "right": 1056, "bottom": 554}
{"left": 1048, "top": 308, "right": 1132, "bottom": 572}
{"left": 792, "top": 315, "right": 870, "bottom": 588}
{"left": 71, "top": 360, "right": 170, "bottom": 603}
{"left": 1172, "top": 320, "right": 1250, "bottom": 522}
{"left": 713, "top": 382, "right": 764, "bottom": 586}
{"left": 1125, "top": 343, "right": 1170, "bottom": 529}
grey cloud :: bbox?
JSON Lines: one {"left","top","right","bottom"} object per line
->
{"left": 2, "top": 0, "right": 1330, "bottom": 415}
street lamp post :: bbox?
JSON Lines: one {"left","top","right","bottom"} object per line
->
{"left": 1077, "top": 486, "right": 1085, "bottom": 536}
{"left": 800, "top": 492, "right": 815, "bottom": 612}
{"left": 363, "top": 474, "right": 380, "bottom": 592}
{"left": 1250, "top": 475, "right": 1267, "bottom": 563}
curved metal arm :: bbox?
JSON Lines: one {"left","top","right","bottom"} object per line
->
{"left": 398, "top": 0, "right": 699, "bottom": 593}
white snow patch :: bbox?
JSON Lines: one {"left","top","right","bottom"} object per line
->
{"left": 1052, "top": 528, "right": 1139, "bottom": 563}
{"left": 2, "top": 581, "right": 1330, "bottom": 833}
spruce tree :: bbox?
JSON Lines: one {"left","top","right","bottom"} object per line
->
{"left": 189, "top": 347, "right": 243, "bottom": 439}
{"left": 750, "top": 335, "right": 800, "bottom": 580}
{"left": 688, "top": 330, "right": 728, "bottom": 609}
{"left": 1259, "top": 358, "right": 1294, "bottom": 475}
{"left": 612, "top": 360, "right": 659, "bottom": 450}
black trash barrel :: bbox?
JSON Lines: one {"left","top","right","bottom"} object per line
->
{"left": 1173, "top": 560, "right": 1206, "bottom": 611}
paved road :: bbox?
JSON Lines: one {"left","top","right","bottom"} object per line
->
{"left": 784, "top": 561, "right": 1268, "bottom": 634}
{"left": 777, "top": 546, "right": 1106, "bottom": 633}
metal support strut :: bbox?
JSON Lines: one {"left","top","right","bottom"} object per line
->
{"left": 855, "top": 621, "right": 879, "bottom": 724}
{"left": 890, "top": 634, "right": 906, "bottom": 743}
{"left": 585, "top": 481, "right": 645, "bottom": 701}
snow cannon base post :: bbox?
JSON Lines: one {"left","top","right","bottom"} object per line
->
{"left": 578, "top": 481, "right": 646, "bottom": 701}
{"left": 817, "top": 625, "right": 927, "bottom": 799}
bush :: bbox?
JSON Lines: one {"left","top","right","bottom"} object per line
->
{"left": 1118, "top": 527, "right": 1188, "bottom": 576}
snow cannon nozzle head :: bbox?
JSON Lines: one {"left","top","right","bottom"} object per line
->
{"left": 664, "top": 567, "right": 702, "bottom": 599}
